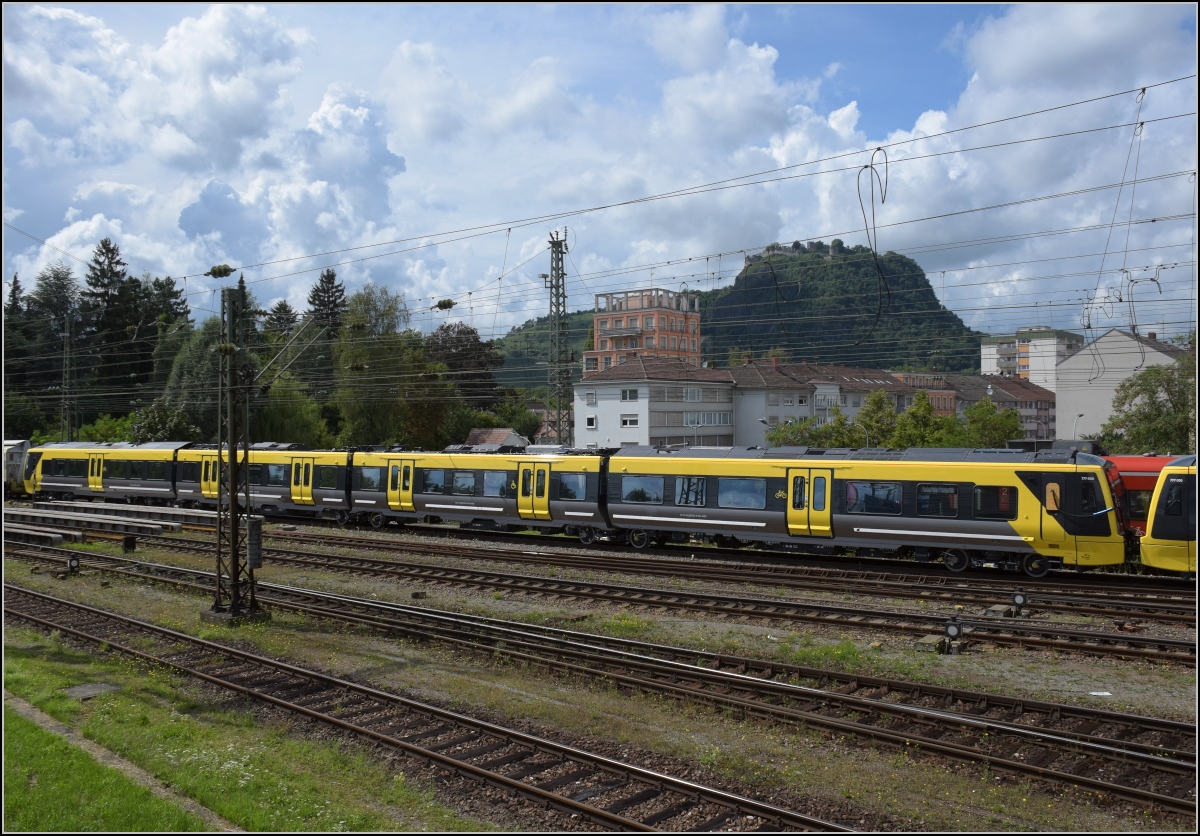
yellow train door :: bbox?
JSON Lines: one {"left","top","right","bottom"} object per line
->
{"left": 787, "top": 468, "right": 832, "bottom": 538}
{"left": 200, "top": 455, "right": 219, "bottom": 499}
{"left": 88, "top": 454, "right": 105, "bottom": 492}
{"left": 517, "top": 461, "right": 551, "bottom": 521}
{"left": 388, "top": 459, "right": 415, "bottom": 511}
{"left": 291, "top": 457, "right": 315, "bottom": 505}
{"left": 1041, "top": 476, "right": 1068, "bottom": 544}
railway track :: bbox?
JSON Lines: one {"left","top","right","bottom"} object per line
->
{"left": 6, "top": 550, "right": 1196, "bottom": 816}
{"left": 262, "top": 529, "right": 1196, "bottom": 625}
{"left": 3, "top": 583, "right": 850, "bottom": 833}
{"left": 100, "top": 534, "right": 1196, "bottom": 665}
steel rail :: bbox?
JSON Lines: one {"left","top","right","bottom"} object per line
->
{"left": 261, "top": 530, "right": 1195, "bottom": 623}
{"left": 3, "top": 584, "right": 850, "bottom": 833}
{"left": 7, "top": 546, "right": 1196, "bottom": 815}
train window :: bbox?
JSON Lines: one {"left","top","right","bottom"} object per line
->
{"left": 812, "top": 477, "right": 826, "bottom": 511}
{"left": 25, "top": 452, "right": 42, "bottom": 480}
{"left": 718, "top": 478, "right": 766, "bottom": 510}
{"left": 845, "top": 481, "right": 902, "bottom": 515}
{"left": 559, "top": 473, "right": 586, "bottom": 500}
{"left": 293, "top": 464, "right": 302, "bottom": 486}
{"left": 1079, "top": 479, "right": 1100, "bottom": 514}
{"left": 89, "top": 458, "right": 96, "bottom": 477}
{"left": 402, "top": 466, "right": 411, "bottom": 491}
{"left": 535, "top": 469, "right": 546, "bottom": 498}
{"left": 248, "top": 464, "right": 264, "bottom": 485}
{"left": 791, "top": 476, "right": 806, "bottom": 510}
{"left": 317, "top": 466, "right": 338, "bottom": 490}
{"left": 975, "top": 486, "right": 1018, "bottom": 520}
{"left": 423, "top": 469, "right": 445, "bottom": 493}
{"left": 451, "top": 471, "right": 476, "bottom": 495}
{"left": 52, "top": 459, "right": 68, "bottom": 477}
{"left": 391, "top": 466, "right": 400, "bottom": 492}
{"left": 622, "top": 475, "right": 664, "bottom": 503}
{"left": 144, "top": 461, "right": 164, "bottom": 481}
{"left": 180, "top": 462, "right": 200, "bottom": 483}
{"left": 267, "top": 465, "right": 288, "bottom": 487}
{"left": 1044, "top": 484, "right": 1060, "bottom": 512}
{"left": 69, "top": 460, "right": 87, "bottom": 478}
{"left": 128, "top": 461, "right": 144, "bottom": 480}
{"left": 203, "top": 460, "right": 210, "bottom": 482}
{"left": 676, "top": 476, "right": 706, "bottom": 506}
{"left": 360, "top": 467, "right": 383, "bottom": 491}
{"left": 917, "top": 484, "right": 958, "bottom": 518}
{"left": 303, "top": 464, "right": 311, "bottom": 487}
{"left": 1127, "top": 490, "right": 1152, "bottom": 521}
{"left": 105, "top": 460, "right": 129, "bottom": 479}
{"left": 483, "top": 471, "right": 507, "bottom": 497}
{"left": 1164, "top": 481, "right": 1183, "bottom": 516}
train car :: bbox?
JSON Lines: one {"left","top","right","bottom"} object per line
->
{"left": 25, "top": 441, "right": 189, "bottom": 503}
{"left": 4, "top": 439, "right": 31, "bottom": 497}
{"left": 605, "top": 446, "right": 1126, "bottom": 577}
{"left": 1139, "top": 455, "right": 1196, "bottom": 575}
{"left": 173, "top": 443, "right": 353, "bottom": 518}
{"left": 1103, "top": 454, "right": 1179, "bottom": 536}
{"left": 351, "top": 445, "right": 607, "bottom": 535}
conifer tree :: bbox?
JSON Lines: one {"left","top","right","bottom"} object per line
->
{"left": 264, "top": 299, "right": 300, "bottom": 341}
{"left": 307, "top": 268, "right": 348, "bottom": 338}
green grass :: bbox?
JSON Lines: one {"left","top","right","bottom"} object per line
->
{"left": 4, "top": 704, "right": 207, "bottom": 832}
{"left": 4, "top": 627, "right": 489, "bottom": 832}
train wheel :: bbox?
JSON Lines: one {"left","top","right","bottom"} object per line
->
{"left": 335, "top": 510, "right": 350, "bottom": 526}
{"left": 577, "top": 527, "right": 595, "bottom": 545}
{"left": 369, "top": 512, "right": 384, "bottom": 529}
{"left": 629, "top": 530, "right": 651, "bottom": 549}
{"left": 942, "top": 549, "right": 969, "bottom": 573}
{"left": 1022, "top": 553, "right": 1050, "bottom": 579}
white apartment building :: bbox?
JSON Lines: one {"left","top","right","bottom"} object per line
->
{"left": 980, "top": 326, "right": 1084, "bottom": 392}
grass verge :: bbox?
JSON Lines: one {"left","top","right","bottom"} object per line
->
{"left": 4, "top": 625, "right": 488, "bottom": 832}
{"left": 4, "top": 703, "right": 207, "bottom": 832}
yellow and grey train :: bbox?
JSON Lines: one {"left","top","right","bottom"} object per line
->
{"left": 1138, "top": 455, "right": 1196, "bottom": 576}
{"left": 22, "top": 441, "right": 1131, "bottom": 578}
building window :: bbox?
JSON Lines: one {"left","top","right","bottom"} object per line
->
{"left": 603, "top": 356, "right": 613, "bottom": 369}
{"left": 670, "top": 337, "right": 678, "bottom": 350}
{"left": 585, "top": 391, "right": 596, "bottom": 405}
{"left": 783, "top": 395, "right": 793, "bottom": 405}
{"left": 645, "top": 316, "right": 655, "bottom": 328}
{"left": 628, "top": 316, "right": 638, "bottom": 328}
{"left": 600, "top": 339, "right": 609, "bottom": 350}
{"left": 613, "top": 318, "right": 623, "bottom": 328}
{"left": 685, "top": 387, "right": 701, "bottom": 402}
{"left": 585, "top": 415, "right": 597, "bottom": 429}
{"left": 621, "top": 388, "right": 638, "bottom": 401}
{"left": 691, "top": 338, "right": 697, "bottom": 351}
{"left": 797, "top": 396, "right": 807, "bottom": 406}
{"left": 851, "top": 395, "right": 861, "bottom": 408}
{"left": 767, "top": 415, "right": 779, "bottom": 425}
{"left": 598, "top": 319, "right": 608, "bottom": 330}
{"left": 585, "top": 357, "right": 598, "bottom": 371}
{"left": 644, "top": 336, "right": 654, "bottom": 347}
{"left": 767, "top": 393, "right": 780, "bottom": 406}
{"left": 621, "top": 414, "right": 639, "bottom": 427}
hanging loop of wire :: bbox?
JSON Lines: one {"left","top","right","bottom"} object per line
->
{"left": 854, "top": 147, "right": 892, "bottom": 345}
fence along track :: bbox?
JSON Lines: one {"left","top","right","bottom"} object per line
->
{"left": 7, "top": 546, "right": 1197, "bottom": 816}
{"left": 3, "top": 584, "right": 849, "bottom": 833}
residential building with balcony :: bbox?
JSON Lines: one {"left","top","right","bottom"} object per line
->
{"left": 582, "top": 288, "right": 702, "bottom": 376}
{"left": 980, "top": 326, "right": 1084, "bottom": 392}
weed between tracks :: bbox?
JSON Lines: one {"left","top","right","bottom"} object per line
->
{"left": 5, "top": 553, "right": 1194, "bottom": 832}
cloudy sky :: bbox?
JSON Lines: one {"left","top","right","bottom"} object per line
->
{"left": 3, "top": 3, "right": 1196, "bottom": 343}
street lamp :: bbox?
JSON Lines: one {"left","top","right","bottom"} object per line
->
{"left": 1072, "top": 413, "right": 1085, "bottom": 438}
{"left": 687, "top": 422, "right": 702, "bottom": 446}
{"left": 855, "top": 424, "right": 870, "bottom": 449}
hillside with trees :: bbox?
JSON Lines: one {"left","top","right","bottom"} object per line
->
{"left": 698, "top": 241, "right": 980, "bottom": 371}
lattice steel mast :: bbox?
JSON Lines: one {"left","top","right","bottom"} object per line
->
{"left": 545, "top": 231, "right": 571, "bottom": 445}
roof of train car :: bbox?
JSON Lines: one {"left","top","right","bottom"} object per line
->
{"left": 1164, "top": 455, "right": 1197, "bottom": 468}
{"left": 30, "top": 441, "right": 194, "bottom": 452}
{"left": 611, "top": 445, "right": 1087, "bottom": 465}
